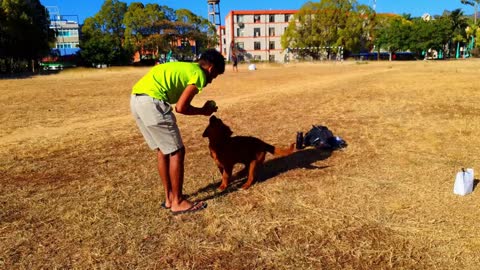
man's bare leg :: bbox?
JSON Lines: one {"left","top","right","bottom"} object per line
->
{"left": 157, "top": 150, "right": 172, "bottom": 207}
{"left": 168, "top": 148, "right": 206, "bottom": 212}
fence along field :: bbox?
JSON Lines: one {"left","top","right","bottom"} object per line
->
{"left": 1, "top": 61, "right": 480, "bottom": 269}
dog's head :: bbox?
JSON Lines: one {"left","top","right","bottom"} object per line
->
{"left": 202, "top": 115, "right": 233, "bottom": 141}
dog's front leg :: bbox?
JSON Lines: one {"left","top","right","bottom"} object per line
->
{"left": 241, "top": 160, "right": 258, "bottom": 190}
{"left": 218, "top": 166, "right": 232, "bottom": 191}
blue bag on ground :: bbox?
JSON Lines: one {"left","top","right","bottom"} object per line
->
{"left": 298, "top": 125, "right": 347, "bottom": 150}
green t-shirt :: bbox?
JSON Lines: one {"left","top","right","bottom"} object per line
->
{"left": 132, "top": 62, "right": 206, "bottom": 104}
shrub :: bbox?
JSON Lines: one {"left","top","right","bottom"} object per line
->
{"left": 471, "top": 48, "right": 480, "bottom": 58}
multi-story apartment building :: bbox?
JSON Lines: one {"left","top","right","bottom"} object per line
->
{"left": 50, "top": 15, "right": 80, "bottom": 56}
{"left": 223, "top": 10, "right": 297, "bottom": 63}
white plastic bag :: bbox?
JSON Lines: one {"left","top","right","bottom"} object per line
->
{"left": 453, "top": 168, "right": 474, "bottom": 196}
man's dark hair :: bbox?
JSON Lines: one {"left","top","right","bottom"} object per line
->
{"left": 199, "top": 49, "right": 225, "bottom": 74}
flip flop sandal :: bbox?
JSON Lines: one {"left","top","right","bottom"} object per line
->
{"left": 161, "top": 202, "right": 170, "bottom": 209}
{"left": 171, "top": 201, "right": 207, "bottom": 215}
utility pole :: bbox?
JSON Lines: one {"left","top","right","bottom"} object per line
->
{"left": 461, "top": 0, "right": 478, "bottom": 25}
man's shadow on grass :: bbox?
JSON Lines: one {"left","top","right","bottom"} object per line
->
{"left": 190, "top": 148, "right": 334, "bottom": 201}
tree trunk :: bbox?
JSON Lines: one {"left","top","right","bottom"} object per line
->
{"left": 7, "top": 58, "right": 12, "bottom": 74}
{"left": 28, "top": 59, "right": 34, "bottom": 73}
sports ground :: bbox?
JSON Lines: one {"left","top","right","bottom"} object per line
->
{"left": 1, "top": 60, "right": 480, "bottom": 269}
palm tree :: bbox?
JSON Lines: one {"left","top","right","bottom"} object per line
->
{"left": 449, "top": 9, "right": 469, "bottom": 58}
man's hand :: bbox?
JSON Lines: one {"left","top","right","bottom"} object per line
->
{"left": 202, "top": 100, "right": 218, "bottom": 116}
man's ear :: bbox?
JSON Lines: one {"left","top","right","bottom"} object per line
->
{"left": 207, "top": 64, "right": 214, "bottom": 73}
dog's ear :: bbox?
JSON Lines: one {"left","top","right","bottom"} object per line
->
{"left": 202, "top": 124, "right": 210, "bottom": 137}
{"left": 202, "top": 128, "right": 208, "bottom": 138}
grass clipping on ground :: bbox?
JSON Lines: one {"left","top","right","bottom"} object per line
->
{"left": 1, "top": 61, "right": 480, "bottom": 269}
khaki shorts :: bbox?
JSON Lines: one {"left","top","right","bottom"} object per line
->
{"left": 130, "top": 94, "right": 183, "bottom": 154}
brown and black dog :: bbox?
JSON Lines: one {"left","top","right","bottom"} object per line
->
{"left": 202, "top": 115, "right": 295, "bottom": 191}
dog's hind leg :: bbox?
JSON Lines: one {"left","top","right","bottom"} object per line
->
{"left": 241, "top": 152, "right": 265, "bottom": 190}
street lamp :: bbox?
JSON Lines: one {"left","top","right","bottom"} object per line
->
{"left": 461, "top": 0, "right": 479, "bottom": 25}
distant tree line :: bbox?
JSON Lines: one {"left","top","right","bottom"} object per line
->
{"left": 282, "top": 0, "right": 480, "bottom": 60}
{"left": 373, "top": 9, "right": 479, "bottom": 60}
{"left": 79, "top": 0, "right": 217, "bottom": 67}
{"left": 0, "top": 0, "right": 216, "bottom": 73}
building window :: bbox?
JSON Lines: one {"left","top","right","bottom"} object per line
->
{"left": 254, "top": 28, "right": 261, "bottom": 37}
{"left": 223, "top": 38, "right": 226, "bottom": 45}
{"left": 236, "top": 42, "right": 244, "bottom": 49}
{"left": 237, "top": 28, "right": 245, "bottom": 37}
{"left": 254, "top": 55, "right": 261, "bottom": 60}
{"left": 284, "top": 14, "right": 290, "bottom": 22}
{"left": 56, "top": 42, "right": 79, "bottom": 48}
{"left": 269, "top": 14, "right": 275, "bottom": 23}
{"left": 269, "top": 27, "right": 275, "bottom": 36}
{"left": 56, "top": 29, "right": 78, "bottom": 37}
{"left": 254, "top": 41, "right": 261, "bottom": 50}
{"left": 269, "top": 55, "right": 275, "bottom": 62}
{"left": 269, "top": 41, "right": 275, "bottom": 50}
{"left": 254, "top": 15, "right": 261, "bottom": 23}
{"left": 237, "top": 15, "right": 244, "bottom": 23}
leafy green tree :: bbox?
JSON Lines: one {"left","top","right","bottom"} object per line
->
{"left": 409, "top": 16, "right": 452, "bottom": 58}
{"left": 80, "top": 17, "right": 120, "bottom": 65}
{"left": 284, "top": 0, "right": 350, "bottom": 58}
{"left": 123, "top": 3, "right": 169, "bottom": 60}
{"left": 174, "top": 9, "right": 217, "bottom": 57}
{"left": 338, "top": 4, "right": 375, "bottom": 54}
{"left": 282, "top": 0, "right": 372, "bottom": 59}
{"left": 0, "top": 0, "right": 55, "bottom": 73}
{"left": 80, "top": 0, "right": 129, "bottom": 65}
{"left": 374, "top": 16, "right": 412, "bottom": 60}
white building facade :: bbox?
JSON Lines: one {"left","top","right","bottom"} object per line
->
{"left": 50, "top": 16, "right": 80, "bottom": 56}
{"left": 223, "top": 10, "right": 297, "bottom": 63}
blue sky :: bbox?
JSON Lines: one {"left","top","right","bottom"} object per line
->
{"left": 40, "top": 0, "right": 477, "bottom": 24}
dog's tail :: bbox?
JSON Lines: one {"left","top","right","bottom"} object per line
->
{"left": 268, "top": 142, "right": 296, "bottom": 157}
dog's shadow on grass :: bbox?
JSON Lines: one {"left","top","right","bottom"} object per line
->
{"left": 190, "top": 148, "right": 334, "bottom": 201}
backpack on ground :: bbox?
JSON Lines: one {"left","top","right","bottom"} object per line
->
{"left": 296, "top": 125, "right": 347, "bottom": 150}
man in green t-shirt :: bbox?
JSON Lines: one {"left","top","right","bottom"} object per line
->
{"left": 130, "top": 49, "right": 225, "bottom": 215}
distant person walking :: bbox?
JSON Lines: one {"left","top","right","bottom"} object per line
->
{"left": 232, "top": 52, "right": 238, "bottom": 72}
{"left": 130, "top": 49, "right": 225, "bottom": 215}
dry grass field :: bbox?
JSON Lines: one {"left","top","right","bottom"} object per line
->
{"left": 1, "top": 59, "right": 480, "bottom": 269}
